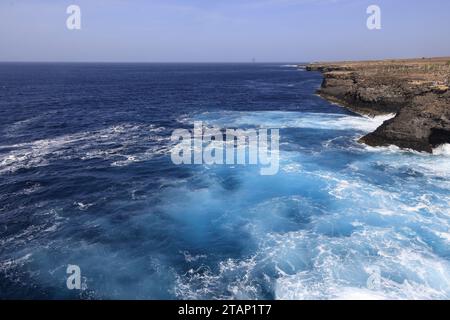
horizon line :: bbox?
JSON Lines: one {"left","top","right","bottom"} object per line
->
{"left": 1, "top": 56, "right": 449, "bottom": 65}
{"left": 0, "top": 61, "right": 308, "bottom": 64}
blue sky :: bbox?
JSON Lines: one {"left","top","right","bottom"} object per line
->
{"left": 1, "top": 0, "right": 449, "bottom": 62}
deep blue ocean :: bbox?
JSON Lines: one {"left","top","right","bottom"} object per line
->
{"left": 0, "top": 63, "right": 449, "bottom": 299}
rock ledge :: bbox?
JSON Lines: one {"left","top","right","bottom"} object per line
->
{"left": 306, "top": 58, "right": 450, "bottom": 152}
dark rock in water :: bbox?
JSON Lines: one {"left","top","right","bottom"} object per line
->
{"left": 361, "top": 93, "right": 450, "bottom": 152}
{"left": 308, "top": 58, "right": 450, "bottom": 152}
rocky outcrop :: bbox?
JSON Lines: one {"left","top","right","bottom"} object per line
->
{"left": 307, "top": 58, "right": 450, "bottom": 152}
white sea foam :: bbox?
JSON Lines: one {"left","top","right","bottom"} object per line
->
{"left": 433, "top": 144, "right": 450, "bottom": 156}
{"left": 175, "top": 220, "right": 450, "bottom": 300}
{"left": 191, "top": 111, "right": 395, "bottom": 133}
{"left": 0, "top": 124, "right": 170, "bottom": 173}
{"left": 74, "top": 202, "right": 94, "bottom": 211}
{"left": 364, "top": 142, "right": 450, "bottom": 160}
{"left": 270, "top": 226, "right": 450, "bottom": 300}
{"left": 0, "top": 253, "right": 33, "bottom": 272}
{"left": 171, "top": 142, "right": 450, "bottom": 300}
{"left": 3, "top": 108, "right": 447, "bottom": 299}
{"left": 181, "top": 251, "right": 208, "bottom": 263}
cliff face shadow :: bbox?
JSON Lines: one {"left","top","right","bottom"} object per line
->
{"left": 429, "top": 128, "right": 450, "bottom": 147}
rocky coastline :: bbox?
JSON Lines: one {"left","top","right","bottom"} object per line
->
{"left": 306, "top": 58, "right": 450, "bottom": 153}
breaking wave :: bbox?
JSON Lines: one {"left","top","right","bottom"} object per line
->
{"left": 169, "top": 110, "right": 450, "bottom": 300}
{"left": 191, "top": 111, "right": 395, "bottom": 133}
{"left": 0, "top": 124, "right": 171, "bottom": 174}
{"left": 1, "top": 63, "right": 448, "bottom": 300}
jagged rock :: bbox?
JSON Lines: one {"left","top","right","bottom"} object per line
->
{"left": 308, "top": 58, "right": 450, "bottom": 152}
{"left": 361, "top": 94, "right": 450, "bottom": 152}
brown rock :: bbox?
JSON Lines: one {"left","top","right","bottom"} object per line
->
{"left": 308, "top": 58, "right": 450, "bottom": 152}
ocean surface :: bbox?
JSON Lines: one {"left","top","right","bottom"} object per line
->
{"left": 0, "top": 63, "right": 449, "bottom": 299}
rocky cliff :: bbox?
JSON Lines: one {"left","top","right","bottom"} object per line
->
{"left": 307, "top": 58, "right": 450, "bottom": 152}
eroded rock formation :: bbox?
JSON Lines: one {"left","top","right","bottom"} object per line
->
{"left": 307, "top": 58, "right": 450, "bottom": 152}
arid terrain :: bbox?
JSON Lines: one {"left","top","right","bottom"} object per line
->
{"left": 307, "top": 57, "right": 450, "bottom": 152}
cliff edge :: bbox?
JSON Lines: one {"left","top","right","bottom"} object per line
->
{"left": 307, "top": 58, "right": 450, "bottom": 152}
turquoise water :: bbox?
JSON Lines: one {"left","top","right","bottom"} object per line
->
{"left": 0, "top": 63, "right": 449, "bottom": 299}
